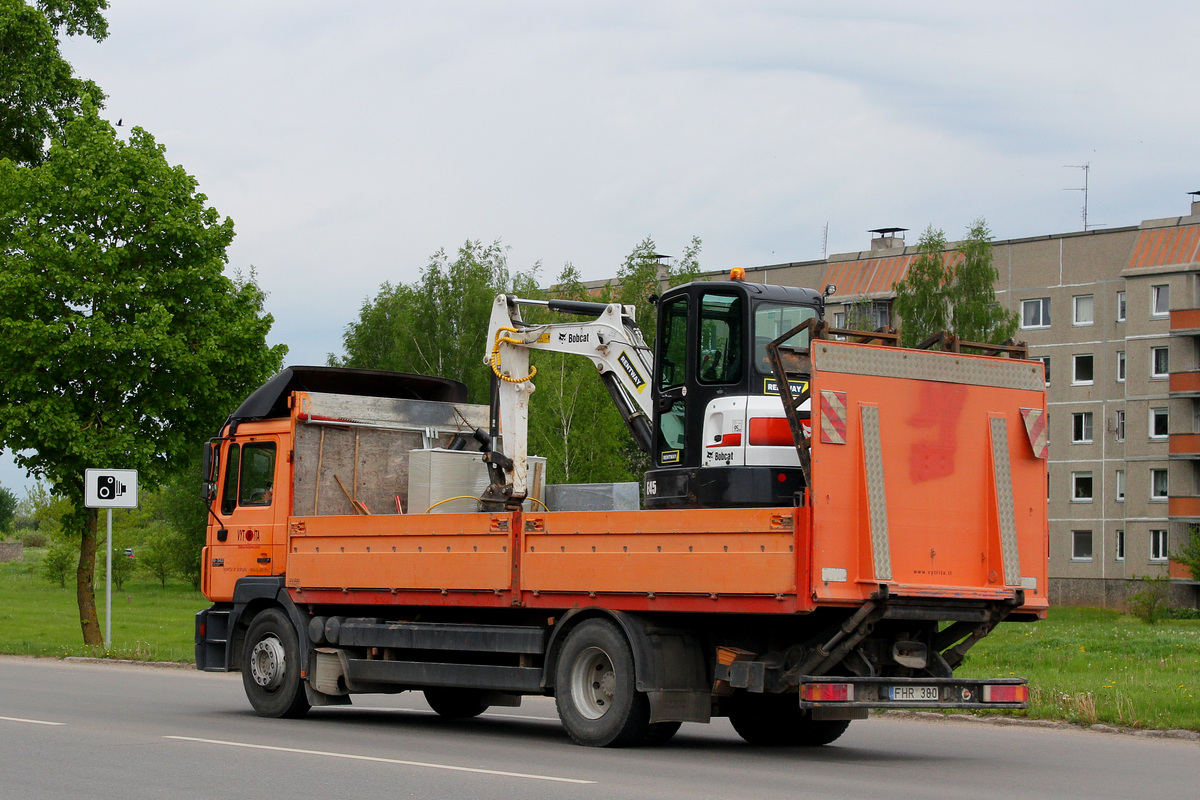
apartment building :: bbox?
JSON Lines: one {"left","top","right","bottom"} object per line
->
{"left": 723, "top": 198, "right": 1200, "bottom": 608}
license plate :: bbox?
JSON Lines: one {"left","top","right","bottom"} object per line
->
{"left": 888, "top": 685, "right": 939, "bottom": 702}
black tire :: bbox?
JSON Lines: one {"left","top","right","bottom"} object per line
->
{"left": 728, "top": 694, "right": 850, "bottom": 746}
{"left": 424, "top": 688, "right": 490, "bottom": 719}
{"left": 241, "top": 608, "right": 311, "bottom": 719}
{"left": 554, "top": 618, "right": 651, "bottom": 747}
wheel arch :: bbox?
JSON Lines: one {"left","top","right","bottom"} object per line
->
{"left": 228, "top": 577, "right": 308, "bottom": 672}
{"left": 544, "top": 608, "right": 711, "bottom": 724}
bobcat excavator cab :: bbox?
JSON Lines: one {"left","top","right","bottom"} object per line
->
{"left": 646, "top": 274, "right": 822, "bottom": 508}
{"left": 483, "top": 270, "right": 823, "bottom": 510}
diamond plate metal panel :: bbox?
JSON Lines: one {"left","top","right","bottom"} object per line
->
{"left": 990, "top": 417, "right": 1021, "bottom": 586}
{"left": 813, "top": 342, "right": 1044, "bottom": 392}
{"left": 860, "top": 405, "right": 892, "bottom": 581}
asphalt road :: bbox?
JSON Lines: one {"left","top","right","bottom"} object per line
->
{"left": 1, "top": 655, "right": 1196, "bottom": 800}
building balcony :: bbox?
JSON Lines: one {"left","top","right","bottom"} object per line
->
{"left": 1169, "top": 433, "right": 1200, "bottom": 459}
{"left": 1169, "top": 308, "right": 1200, "bottom": 336}
{"left": 1168, "top": 495, "right": 1200, "bottom": 520}
{"left": 1169, "top": 370, "right": 1200, "bottom": 397}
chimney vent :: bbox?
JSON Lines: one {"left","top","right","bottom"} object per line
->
{"left": 1189, "top": 191, "right": 1200, "bottom": 217}
{"left": 869, "top": 227, "right": 907, "bottom": 252}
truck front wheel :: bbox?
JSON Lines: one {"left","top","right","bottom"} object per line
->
{"left": 242, "top": 608, "right": 311, "bottom": 719}
{"left": 728, "top": 694, "right": 849, "bottom": 746}
{"left": 555, "top": 619, "right": 651, "bottom": 747}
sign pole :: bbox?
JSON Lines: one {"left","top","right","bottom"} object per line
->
{"left": 84, "top": 469, "right": 137, "bottom": 653}
{"left": 105, "top": 508, "right": 113, "bottom": 650}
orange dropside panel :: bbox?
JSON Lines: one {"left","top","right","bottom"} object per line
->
{"left": 286, "top": 513, "right": 513, "bottom": 592}
{"left": 521, "top": 507, "right": 800, "bottom": 596}
{"left": 807, "top": 342, "right": 1048, "bottom": 610}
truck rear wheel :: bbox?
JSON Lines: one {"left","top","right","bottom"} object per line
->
{"left": 555, "top": 619, "right": 651, "bottom": 747}
{"left": 424, "top": 688, "right": 490, "bottom": 719}
{"left": 242, "top": 608, "right": 311, "bottom": 719}
{"left": 728, "top": 694, "right": 849, "bottom": 746}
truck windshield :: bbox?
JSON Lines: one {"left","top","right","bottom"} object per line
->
{"left": 754, "top": 303, "right": 818, "bottom": 374}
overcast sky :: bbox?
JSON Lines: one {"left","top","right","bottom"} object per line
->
{"left": 4, "top": 1, "right": 1200, "bottom": 496}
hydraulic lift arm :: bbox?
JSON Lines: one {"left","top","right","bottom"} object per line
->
{"left": 481, "top": 294, "right": 655, "bottom": 508}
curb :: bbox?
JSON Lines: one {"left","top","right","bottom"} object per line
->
{"left": 878, "top": 709, "right": 1200, "bottom": 742}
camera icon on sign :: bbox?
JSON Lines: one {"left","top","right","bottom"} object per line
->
{"left": 97, "top": 475, "right": 127, "bottom": 500}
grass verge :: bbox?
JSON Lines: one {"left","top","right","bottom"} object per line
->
{"left": 2, "top": 552, "right": 1197, "bottom": 731}
{"left": 958, "top": 606, "right": 1200, "bottom": 731}
{"left": 0, "top": 550, "right": 207, "bottom": 663}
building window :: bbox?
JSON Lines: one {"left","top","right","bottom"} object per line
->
{"left": 1151, "top": 346, "right": 1169, "bottom": 378}
{"left": 1116, "top": 290, "right": 1126, "bottom": 322}
{"left": 1022, "top": 298, "right": 1051, "bottom": 329}
{"left": 1150, "top": 468, "right": 1169, "bottom": 500}
{"left": 1116, "top": 351, "right": 1125, "bottom": 382}
{"left": 1152, "top": 284, "right": 1169, "bottom": 317}
{"left": 1032, "top": 356, "right": 1050, "bottom": 386}
{"left": 1115, "top": 469, "right": 1125, "bottom": 502}
{"left": 1115, "top": 529, "right": 1125, "bottom": 561}
{"left": 1072, "top": 530, "right": 1094, "bottom": 561}
{"left": 1115, "top": 410, "right": 1125, "bottom": 441}
{"left": 1073, "top": 295, "right": 1094, "bottom": 326}
{"left": 1073, "top": 354, "right": 1094, "bottom": 385}
{"left": 1072, "top": 471, "right": 1093, "bottom": 502}
{"left": 1072, "top": 412, "right": 1093, "bottom": 443}
{"left": 1150, "top": 407, "right": 1168, "bottom": 439}
{"left": 1150, "top": 529, "right": 1168, "bottom": 562}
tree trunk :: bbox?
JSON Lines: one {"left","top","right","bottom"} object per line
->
{"left": 76, "top": 508, "right": 102, "bottom": 647}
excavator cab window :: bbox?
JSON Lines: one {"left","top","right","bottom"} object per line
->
{"left": 657, "top": 296, "right": 689, "bottom": 455}
{"left": 753, "top": 302, "right": 817, "bottom": 375}
{"left": 698, "top": 293, "right": 742, "bottom": 384}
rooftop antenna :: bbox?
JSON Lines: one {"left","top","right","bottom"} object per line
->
{"left": 1063, "top": 163, "right": 1103, "bottom": 230}
{"left": 822, "top": 222, "right": 829, "bottom": 258}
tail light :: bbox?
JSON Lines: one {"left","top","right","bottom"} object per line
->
{"left": 983, "top": 684, "right": 1028, "bottom": 703}
{"left": 800, "top": 683, "right": 854, "bottom": 702}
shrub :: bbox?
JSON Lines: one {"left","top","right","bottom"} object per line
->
{"left": 40, "top": 542, "right": 76, "bottom": 589}
{"left": 1126, "top": 574, "right": 1171, "bottom": 624}
{"left": 20, "top": 531, "right": 47, "bottom": 548}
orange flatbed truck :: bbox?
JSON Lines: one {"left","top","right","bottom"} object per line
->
{"left": 195, "top": 279, "right": 1048, "bottom": 748}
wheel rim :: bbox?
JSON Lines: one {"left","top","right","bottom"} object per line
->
{"left": 249, "top": 635, "right": 287, "bottom": 691}
{"left": 570, "top": 645, "right": 616, "bottom": 720}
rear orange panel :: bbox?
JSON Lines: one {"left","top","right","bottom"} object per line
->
{"left": 806, "top": 341, "right": 1048, "bottom": 612}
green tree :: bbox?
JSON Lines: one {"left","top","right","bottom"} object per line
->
{"left": 949, "top": 219, "right": 1018, "bottom": 344}
{"left": 893, "top": 220, "right": 1018, "bottom": 348}
{"left": 892, "top": 226, "right": 950, "bottom": 347}
{"left": 0, "top": 484, "right": 15, "bottom": 535}
{"left": 334, "top": 239, "right": 539, "bottom": 405}
{"left": 1177, "top": 525, "right": 1200, "bottom": 581}
{"left": 526, "top": 264, "right": 637, "bottom": 484}
{"left": 136, "top": 523, "right": 178, "bottom": 588}
{"left": 0, "top": 0, "right": 107, "bottom": 166}
{"left": 0, "top": 105, "right": 285, "bottom": 646}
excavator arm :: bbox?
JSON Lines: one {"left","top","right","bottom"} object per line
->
{"left": 481, "top": 294, "right": 655, "bottom": 508}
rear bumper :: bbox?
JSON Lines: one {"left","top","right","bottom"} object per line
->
{"left": 798, "top": 675, "right": 1029, "bottom": 711}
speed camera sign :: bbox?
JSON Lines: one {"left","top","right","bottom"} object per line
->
{"left": 84, "top": 469, "right": 139, "bottom": 509}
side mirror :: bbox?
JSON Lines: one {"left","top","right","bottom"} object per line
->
{"left": 200, "top": 439, "right": 220, "bottom": 502}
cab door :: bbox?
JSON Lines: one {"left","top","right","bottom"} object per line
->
{"left": 205, "top": 433, "right": 286, "bottom": 601}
